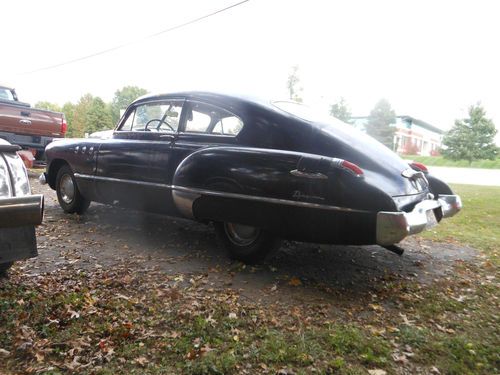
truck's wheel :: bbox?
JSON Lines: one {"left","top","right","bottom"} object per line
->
{"left": 55, "top": 165, "right": 90, "bottom": 214}
{"left": 0, "top": 262, "right": 13, "bottom": 277}
{"left": 214, "top": 221, "right": 281, "bottom": 264}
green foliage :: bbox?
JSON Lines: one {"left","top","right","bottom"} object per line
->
{"left": 70, "top": 94, "right": 113, "bottom": 137}
{"left": 329, "top": 97, "right": 352, "bottom": 123}
{"left": 365, "top": 99, "right": 396, "bottom": 149}
{"left": 62, "top": 102, "right": 76, "bottom": 137}
{"left": 442, "top": 104, "right": 498, "bottom": 165}
{"left": 34, "top": 101, "right": 61, "bottom": 112}
{"left": 403, "top": 155, "right": 500, "bottom": 169}
{"left": 110, "top": 86, "right": 148, "bottom": 125}
{"left": 286, "top": 65, "right": 303, "bottom": 103}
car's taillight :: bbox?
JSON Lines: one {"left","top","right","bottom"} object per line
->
{"left": 410, "top": 162, "right": 428, "bottom": 173}
{"left": 61, "top": 116, "right": 67, "bottom": 135}
{"left": 340, "top": 160, "right": 364, "bottom": 177}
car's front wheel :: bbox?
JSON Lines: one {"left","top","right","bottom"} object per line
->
{"left": 214, "top": 221, "right": 281, "bottom": 263}
{"left": 55, "top": 165, "right": 91, "bottom": 214}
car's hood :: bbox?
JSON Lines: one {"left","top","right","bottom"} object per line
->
{"left": 313, "top": 121, "right": 426, "bottom": 197}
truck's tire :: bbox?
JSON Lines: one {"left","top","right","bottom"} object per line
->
{"left": 214, "top": 221, "right": 281, "bottom": 264}
{"left": 0, "top": 262, "right": 13, "bottom": 277}
{"left": 55, "top": 165, "right": 90, "bottom": 214}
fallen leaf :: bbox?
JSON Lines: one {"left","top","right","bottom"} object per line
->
{"left": 288, "top": 277, "right": 302, "bottom": 286}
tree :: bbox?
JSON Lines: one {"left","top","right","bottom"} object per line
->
{"left": 287, "top": 65, "right": 303, "bottom": 103}
{"left": 365, "top": 99, "right": 396, "bottom": 149}
{"left": 329, "top": 97, "right": 352, "bottom": 123}
{"left": 110, "top": 86, "right": 148, "bottom": 125}
{"left": 86, "top": 97, "right": 113, "bottom": 134}
{"left": 442, "top": 104, "right": 498, "bottom": 165}
{"left": 62, "top": 102, "right": 76, "bottom": 137}
{"left": 72, "top": 94, "right": 94, "bottom": 137}
{"left": 70, "top": 94, "right": 113, "bottom": 137}
{"left": 34, "top": 101, "right": 61, "bottom": 112}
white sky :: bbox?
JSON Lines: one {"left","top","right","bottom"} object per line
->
{"left": 2, "top": 0, "right": 500, "bottom": 140}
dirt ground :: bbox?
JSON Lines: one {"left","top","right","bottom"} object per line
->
{"left": 27, "top": 173, "right": 477, "bottom": 306}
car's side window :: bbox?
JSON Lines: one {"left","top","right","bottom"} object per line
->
{"left": 184, "top": 102, "right": 244, "bottom": 136}
{"left": 119, "top": 100, "right": 183, "bottom": 133}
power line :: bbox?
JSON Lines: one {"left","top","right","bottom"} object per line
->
{"left": 21, "top": 0, "right": 250, "bottom": 75}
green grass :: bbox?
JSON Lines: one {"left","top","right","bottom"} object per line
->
{"left": 421, "top": 184, "right": 500, "bottom": 263}
{"left": 403, "top": 155, "right": 500, "bottom": 169}
{"left": 1, "top": 184, "right": 499, "bottom": 374}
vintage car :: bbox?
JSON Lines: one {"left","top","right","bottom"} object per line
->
{"left": 41, "top": 92, "right": 461, "bottom": 263}
{"left": 0, "top": 139, "right": 44, "bottom": 275}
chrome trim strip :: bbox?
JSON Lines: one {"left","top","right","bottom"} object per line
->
{"left": 170, "top": 185, "right": 370, "bottom": 213}
{"left": 74, "top": 173, "right": 172, "bottom": 190}
{"left": 290, "top": 169, "right": 328, "bottom": 180}
{"left": 73, "top": 174, "right": 371, "bottom": 213}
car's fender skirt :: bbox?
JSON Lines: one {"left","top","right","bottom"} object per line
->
{"left": 192, "top": 194, "right": 378, "bottom": 245}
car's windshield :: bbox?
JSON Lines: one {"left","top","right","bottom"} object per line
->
{"left": 0, "top": 88, "right": 14, "bottom": 101}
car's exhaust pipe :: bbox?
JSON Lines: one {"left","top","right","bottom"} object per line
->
{"left": 382, "top": 244, "right": 405, "bottom": 256}
{"left": 0, "top": 194, "right": 44, "bottom": 227}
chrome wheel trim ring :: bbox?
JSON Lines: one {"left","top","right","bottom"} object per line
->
{"left": 60, "top": 174, "right": 75, "bottom": 204}
{"left": 224, "top": 222, "right": 260, "bottom": 246}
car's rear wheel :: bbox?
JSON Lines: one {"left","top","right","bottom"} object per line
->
{"left": 0, "top": 262, "right": 13, "bottom": 277}
{"left": 56, "top": 165, "right": 90, "bottom": 214}
{"left": 214, "top": 221, "right": 281, "bottom": 264}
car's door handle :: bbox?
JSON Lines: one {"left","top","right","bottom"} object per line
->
{"left": 290, "top": 169, "right": 328, "bottom": 180}
{"left": 19, "top": 119, "right": 32, "bottom": 125}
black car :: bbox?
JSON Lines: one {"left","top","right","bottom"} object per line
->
{"left": 41, "top": 92, "right": 461, "bottom": 262}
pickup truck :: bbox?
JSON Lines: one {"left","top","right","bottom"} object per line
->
{"left": 0, "top": 85, "right": 67, "bottom": 161}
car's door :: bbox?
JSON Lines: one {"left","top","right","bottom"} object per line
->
{"left": 95, "top": 98, "right": 185, "bottom": 213}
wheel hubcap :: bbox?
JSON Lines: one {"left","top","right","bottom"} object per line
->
{"left": 224, "top": 222, "right": 260, "bottom": 246}
{"left": 60, "top": 174, "right": 75, "bottom": 204}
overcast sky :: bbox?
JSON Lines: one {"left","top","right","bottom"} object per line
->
{"left": 2, "top": 0, "right": 499, "bottom": 138}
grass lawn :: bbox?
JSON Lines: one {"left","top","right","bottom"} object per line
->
{"left": 0, "top": 185, "right": 498, "bottom": 374}
{"left": 403, "top": 155, "right": 500, "bottom": 169}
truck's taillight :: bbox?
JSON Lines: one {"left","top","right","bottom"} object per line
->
{"left": 340, "top": 160, "right": 364, "bottom": 177}
{"left": 410, "top": 162, "right": 428, "bottom": 173}
{"left": 61, "top": 117, "right": 67, "bottom": 135}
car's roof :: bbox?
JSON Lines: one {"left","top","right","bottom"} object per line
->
{"left": 133, "top": 91, "right": 275, "bottom": 109}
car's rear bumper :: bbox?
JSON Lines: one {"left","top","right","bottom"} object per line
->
{"left": 0, "top": 195, "right": 43, "bottom": 264}
{"left": 376, "top": 195, "right": 462, "bottom": 245}
{"left": 0, "top": 194, "right": 44, "bottom": 228}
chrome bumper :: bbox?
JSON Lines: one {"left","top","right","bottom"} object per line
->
{"left": 376, "top": 194, "right": 462, "bottom": 246}
{"left": 0, "top": 195, "right": 44, "bottom": 228}
{"left": 39, "top": 173, "right": 47, "bottom": 185}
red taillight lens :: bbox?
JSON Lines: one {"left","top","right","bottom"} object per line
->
{"left": 410, "top": 162, "right": 428, "bottom": 173}
{"left": 61, "top": 116, "right": 67, "bottom": 135}
{"left": 341, "top": 160, "right": 364, "bottom": 177}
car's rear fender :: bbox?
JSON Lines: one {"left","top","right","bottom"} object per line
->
{"left": 172, "top": 146, "right": 397, "bottom": 230}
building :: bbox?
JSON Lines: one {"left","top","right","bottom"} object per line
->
{"left": 350, "top": 115, "right": 444, "bottom": 156}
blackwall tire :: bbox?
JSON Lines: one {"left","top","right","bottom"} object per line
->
{"left": 55, "top": 165, "right": 90, "bottom": 214}
{"left": 214, "top": 221, "right": 281, "bottom": 264}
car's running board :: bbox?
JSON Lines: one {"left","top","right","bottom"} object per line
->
{"left": 381, "top": 244, "right": 405, "bottom": 256}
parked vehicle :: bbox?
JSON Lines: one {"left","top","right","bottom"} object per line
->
{"left": 0, "top": 85, "right": 67, "bottom": 162}
{"left": 41, "top": 92, "right": 461, "bottom": 263}
{"left": 0, "top": 139, "right": 44, "bottom": 275}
